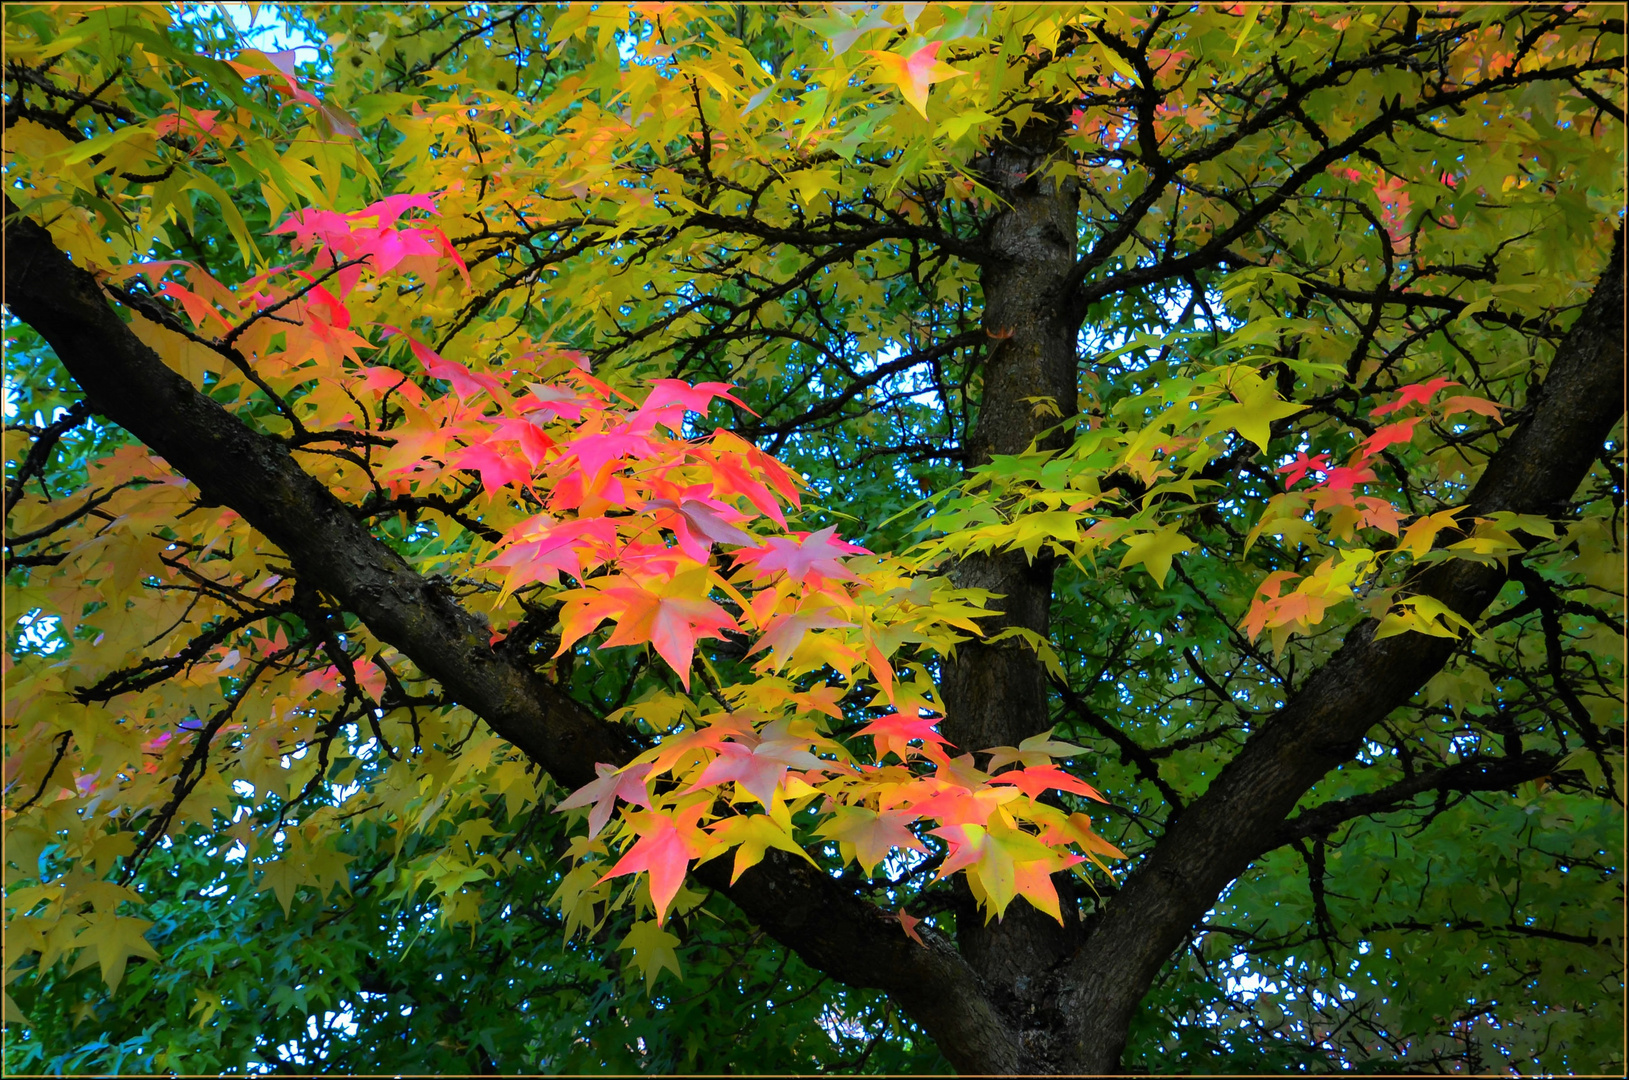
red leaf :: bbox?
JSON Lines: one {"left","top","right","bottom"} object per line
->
{"left": 449, "top": 440, "right": 534, "bottom": 495}
{"left": 632, "top": 379, "right": 755, "bottom": 433}
{"left": 1277, "top": 451, "right": 1330, "bottom": 487}
{"left": 1370, "top": 377, "right": 1461, "bottom": 417}
{"left": 684, "top": 729, "right": 823, "bottom": 807}
{"left": 989, "top": 763, "right": 1106, "bottom": 803}
{"left": 856, "top": 710, "right": 953, "bottom": 764}
{"left": 1317, "top": 461, "right": 1378, "bottom": 493}
{"left": 898, "top": 908, "right": 927, "bottom": 947}
{"left": 406, "top": 338, "right": 507, "bottom": 401}
{"left": 1360, "top": 416, "right": 1423, "bottom": 457}
{"left": 597, "top": 803, "right": 709, "bottom": 925}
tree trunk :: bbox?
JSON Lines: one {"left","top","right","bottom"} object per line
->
{"left": 938, "top": 116, "right": 1085, "bottom": 1071}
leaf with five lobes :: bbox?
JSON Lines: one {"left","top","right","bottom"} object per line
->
{"left": 1361, "top": 416, "right": 1424, "bottom": 457}
{"left": 864, "top": 41, "right": 968, "bottom": 119}
{"left": 1037, "top": 812, "right": 1129, "bottom": 871}
{"left": 1395, "top": 509, "right": 1468, "bottom": 559}
{"left": 555, "top": 566, "right": 738, "bottom": 689}
{"left": 1202, "top": 370, "right": 1306, "bottom": 452}
{"left": 405, "top": 337, "right": 508, "bottom": 401}
{"left": 449, "top": 438, "right": 536, "bottom": 496}
{"left": 704, "top": 812, "right": 817, "bottom": 883}
{"left": 487, "top": 516, "right": 620, "bottom": 601}
{"left": 1373, "top": 595, "right": 1479, "bottom": 641}
{"left": 683, "top": 718, "right": 828, "bottom": 808}
{"left": 816, "top": 806, "right": 927, "bottom": 877}
{"left": 857, "top": 709, "right": 954, "bottom": 764}
{"left": 1439, "top": 394, "right": 1504, "bottom": 422}
{"left": 631, "top": 379, "right": 754, "bottom": 432}
{"left": 646, "top": 496, "right": 757, "bottom": 564}
{"left": 732, "top": 526, "right": 871, "bottom": 585}
{"left": 747, "top": 604, "right": 857, "bottom": 672}
{"left": 1370, "top": 377, "right": 1462, "bottom": 417}
{"left": 598, "top": 802, "right": 711, "bottom": 926}
{"left": 556, "top": 762, "right": 656, "bottom": 839}
{"left": 66, "top": 911, "right": 161, "bottom": 992}
{"left": 1117, "top": 523, "right": 1194, "bottom": 587}
{"left": 983, "top": 729, "right": 1090, "bottom": 772}
{"left": 618, "top": 919, "right": 682, "bottom": 990}
{"left": 989, "top": 764, "right": 1107, "bottom": 803}
{"left": 932, "top": 820, "right": 1082, "bottom": 924}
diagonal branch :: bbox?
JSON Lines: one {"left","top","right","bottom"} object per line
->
{"left": 1057, "top": 227, "right": 1624, "bottom": 1074}
{"left": 1, "top": 199, "right": 1023, "bottom": 1075}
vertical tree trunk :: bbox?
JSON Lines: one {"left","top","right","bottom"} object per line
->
{"left": 938, "top": 116, "right": 1083, "bottom": 1070}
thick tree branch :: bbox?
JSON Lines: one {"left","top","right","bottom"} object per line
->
{"left": 1, "top": 201, "right": 1021, "bottom": 1075}
{"left": 1058, "top": 227, "right": 1624, "bottom": 1073}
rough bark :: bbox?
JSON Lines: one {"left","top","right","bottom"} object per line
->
{"left": 936, "top": 115, "right": 1087, "bottom": 1065}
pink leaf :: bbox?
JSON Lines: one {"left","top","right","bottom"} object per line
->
{"left": 732, "top": 526, "right": 871, "bottom": 584}
{"left": 556, "top": 762, "right": 655, "bottom": 839}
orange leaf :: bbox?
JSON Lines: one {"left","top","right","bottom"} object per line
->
{"left": 864, "top": 41, "right": 968, "bottom": 119}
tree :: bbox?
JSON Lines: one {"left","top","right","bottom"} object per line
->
{"left": 3, "top": 3, "right": 1623, "bottom": 1073}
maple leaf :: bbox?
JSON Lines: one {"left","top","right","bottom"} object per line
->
{"left": 67, "top": 911, "right": 160, "bottom": 992}
{"left": 931, "top": 821, "right": 1082, "bottom": 923}
{"left": 1118, "top": 523, "right": 1193, "bottom": 587}
{"left": 1361, "top": 416, "right": 1424, "bottom": 457}
{"left": 704, "top": 811, "right": 817, "bottom": 883}
{"left": 647, "top": 496, "right": 757, "bottom": 563}
{"left": 989, "top": 763, "right": 1107, "bottom": 803}
{"left": 405, "top": 337, "right": 507, "bottom": 401}
{"left": 856, "top": 709, "right": 954, "bottom": 764}
{"left": 631, "top": 379, "right": 754, "bottom": 433}
{"left": 598, "top": 802, "right": 711, "bottom": 925}
{"left": 449, "top": 439, "right": 535, "bottom": 495}
{"left": 898, "top": 908, "right": 928, "bottom": 948}
{"left": 683, "top": 719, "right": 826, "bottom": 807}
{"left": 1439, "top": 394, "right": 1504, "bottom": 422}
{"left": 1202, "top": 370, "right": 1307, "bottom": 452}
{"left": 555, "top": 567, "right": 738, "bottom": 688}
{"left": 619, "top": 919, "right": 682, "bottom": 990}
{"left": 524, "top": 381, "right": 593, "bottom": 422}
{"left": 864, "top": 41, "right": 968, "bottom": 119}
{"left": 555, "top": 762, "right": 655, "bottom": 839}
{"left": 1370, "top": 377, "right": 1461, "bottom": 417}
{"left": 732, "top": 526, "right": 871, "bottom": 585}
{"left": 1277, "top": 451, "right": 1331, "bottom": 487}
{"left": 816, "top": 806, "right": 926, "bottom": 876}
{"left": 485, "top": 516, "right": 619, "bottom": 600}
{"left": 746, "top": 605, "right": 856, "bottom": 671}
{"left": 983, "top": 729, "right": 1089, "bottom": 772}
{"left": 1317, "top": 460, "right": 1379, "bottom": 493}
{"left": 557, "top": 429, "right": 661, "bottom": 478}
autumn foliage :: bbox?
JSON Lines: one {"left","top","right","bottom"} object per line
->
{"left": 4, "top": 3, "right": 1624, "bottom": 1074}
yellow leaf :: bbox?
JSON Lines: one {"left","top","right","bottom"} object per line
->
{"left": 705, "top": 810, "right": 817, "bottom": 884}
{"left": 67, "top": 911, "right": 160, "bottom": 992}
{"left": 127, "top": 312, "right": 216, "bottom": 386}
{"left": 1118, "top": 523, "right": 1193, "bottom": 587}
{"left": 618, "top": 919, "right": 682, "bottom": 990}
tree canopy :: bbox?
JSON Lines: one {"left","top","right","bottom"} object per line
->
{"left": 3, "top": 3, "right": 1624, "bottom": 1074}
